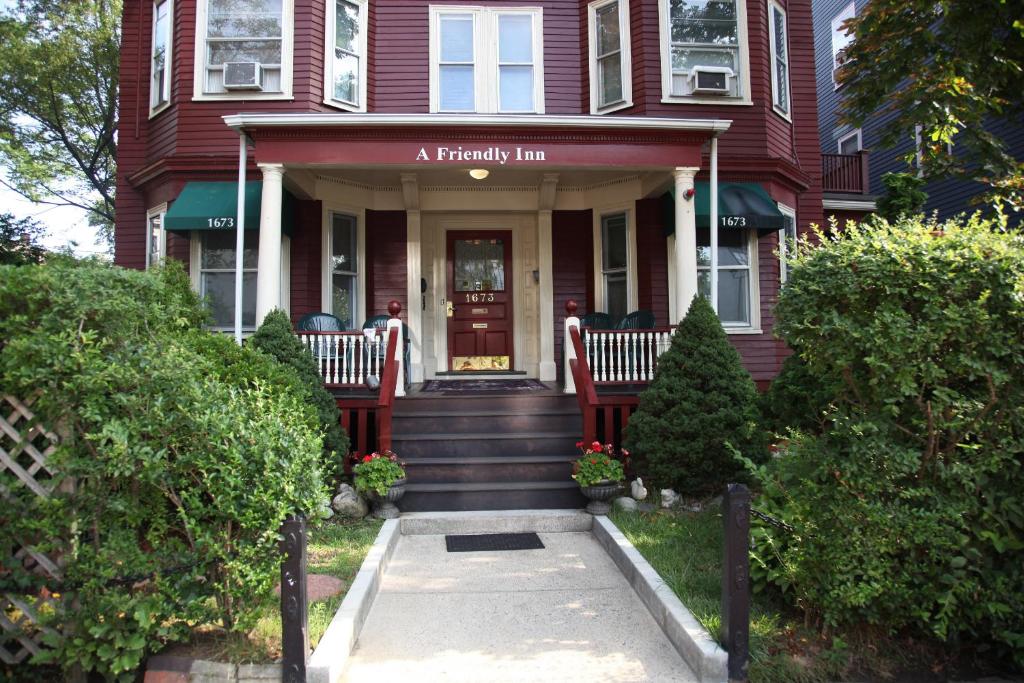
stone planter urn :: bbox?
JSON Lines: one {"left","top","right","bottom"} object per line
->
{"left": 580, "top": 480, "right": 623, "bottom": 515}
{"left": 367, "top": 477, "right": 407, "bottom": 519}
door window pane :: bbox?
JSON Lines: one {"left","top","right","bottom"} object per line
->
{"left": 454, "top": 239, "right": 505, "bottom": 292}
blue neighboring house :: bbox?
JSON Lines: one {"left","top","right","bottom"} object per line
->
{"left": 812, "top": 0, "right": 1024, "bottom": 225}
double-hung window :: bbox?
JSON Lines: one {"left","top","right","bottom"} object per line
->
{"left": 146, "top": 205, "right": 167, "bottom": 268}
{"left": 601, "top": 213, "right": 629, "bottom": 324}
{"left": 198, "top": 231, "right": 258, "bottom": 330}
{"left": 777, "top": 204, "right": 796, "bottom": 284}
{"left": 588, "top": 0, "right": 632, "bottom": 113}
{"left": 150, "top": 0, "right": 172, "bottom": 112}
{"left": 325, "top": 0, "right": 367, "bottom": 111}
{"left": 430, "top": 7, "right": 545, "bottom": 114}
{"left": 697, "top": 228, "right": 755, "bottom": 328}
{"left": 660, "top": 0, "right": 747, "bottom": 100}
{"left": 195, "top": 0, "right": 293, "bottom": 97}
{"left": 767, "top": 1, "right": 790, "bottom": 117}
{"left": 330, "top": 213, "right": 359, "bottom": 329}
{"left": 831, "top": 1, "right": 854, "bottom": 87}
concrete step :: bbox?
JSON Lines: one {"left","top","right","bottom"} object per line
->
{"left": 399, "top": 481, "right": 587, "bottom": 512}
{"left": 402, "top": 456, "right": 574, "bottom": 483}
{"left": 399, "top": 509, "right": 594, "bottom": 535}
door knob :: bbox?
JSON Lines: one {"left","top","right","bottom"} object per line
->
{"left": 446, "top": 301, "right": 455, "bottom": 318}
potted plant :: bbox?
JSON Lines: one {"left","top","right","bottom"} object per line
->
{"left": 572, "top": 440, "right": 626, "bottom": 515}
{"left": 353, "top": 451, "right": 407, "bottom": 519}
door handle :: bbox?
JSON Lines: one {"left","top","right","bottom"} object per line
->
{"left": 446, "top": 301, "right": 455, "bottom": 318}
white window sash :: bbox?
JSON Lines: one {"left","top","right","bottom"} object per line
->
{"left": 322, "top": 207, "right": 366, "bottom": 326}
{"left": 837, "top": 128, "right": 862, "bottom": 154}
{"left": 196, "top": 232, "right": 259, "bottom": 331}
{"left": 767, "top": 0, "right": 790, "bottom": 117}
{"left": 831, "top": 0, "right": 855, "bottom": 86}
{"left": 588, "top": 0, "right": 632, "bottom": 114}
{"left": 150, "top": 0, "right": 173, "bottom": 113}
{"left": 777, "top": 203, "right": 796, "bottom": 284}
{"left": 324, "top": 0, "right": 368, "bottom": 111}
{"left": 697, "top": 229, "right": 757, "bottom": 328}
{"left": 146, "top": 204, "right": 168, "bottom": 269}
{"left": 658, "top": 0, "right": 750, "bottom": 103}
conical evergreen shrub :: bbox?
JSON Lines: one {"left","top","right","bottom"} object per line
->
{"left": 623, "top": 296, "right": 766, "bottom": 495}
{"left": 249, "top": 309, "right": 349, "bottom": 483}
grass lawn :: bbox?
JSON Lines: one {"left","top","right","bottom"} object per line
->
{"left": 167, "top": 517, "right": 383, "bottom": 664}
{"left": 608, "top": 507, "right": 937, "bottom": 683}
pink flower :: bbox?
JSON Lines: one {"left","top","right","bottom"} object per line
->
{"left": 575, "top": 440, "right": 584, "bottom": 449}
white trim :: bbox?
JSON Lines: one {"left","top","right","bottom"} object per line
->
{"left": 823, "top": 198, "right": 876, "bottom": 211}
{"left": 831, "top": 1, "right": 855, "bottom": 89}
{"left": 149, "top": 0, "right": 173, "bottom": 116}
{"left": 192, "top": 0, "right": 294, "bottom": 100}
{"left": 588, "top": 0, "right": 633, "bottom": 115}
{"left": 145, "top": 203, "right": 168, "bottom": 268}
{"left": 428, "top": 6, "right": 545, "bottom": 114}
{"left": 837, "top": 128, "right": 862, "bottom": 154}
{"left": 224, "top": 112, "right": 732, "bottom": 132}
{"left": 592, "top": 206, "right": 638, "bottom": 317}
{"left": 324, "top": 0, "right": 368, "bottom": 112}
{"left": 776, "top": 202, "right": 796, "bottom": 284}
{"left": 767, "top": 0, "right": 791, "bottom": 121}
{"left": 697, "top": 228, "right": 760, "bottom": 331}
{"left": 322, "top": 205, "right": 367, "bottom": 327}
{"left": 658, "top": 0, "right": 751, "bottom": 105}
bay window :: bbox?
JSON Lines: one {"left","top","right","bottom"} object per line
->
{"left": 194, "top": 0, "right": 293, "bottom": 97}
{"left": 697, "top": 228, "right": 755, "bottom": 327}
{"left": 199, "top": 231, "right": 258, "bottom": 329}
{"left": 588, "top": 0, "right": 632, "bottom": 113}
{"left": 601, "top": 213, "right": 629, "bottom": 324}
{"left": 659, "top": 0, "right": 749, "bottom": 101}
{"left": 326, "top": 0, "right": 367, "bottom": 111}
{"left": 768, "top": 1, "right": 790, "bottom": 117}
{"left": 150, "top": 0, "right": 172, "bottom": 112}
{"left": 330, "top": 213, "right": 359, "bottom": 329}
{"left": 430, "top": 7, "right": 545, "bottom": 114}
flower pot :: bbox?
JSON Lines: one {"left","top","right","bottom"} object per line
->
{"left": 579, "top": 480, "right": 623, "bottom": 515}
{"left": 367, "top": 477, "right": 407, "bottom": 519}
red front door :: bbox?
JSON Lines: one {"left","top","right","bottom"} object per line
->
{"left": 446, "top": 230, "right": 514, "bottom": 372}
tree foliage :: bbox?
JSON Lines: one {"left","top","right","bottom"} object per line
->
{"left": 838, "top": 0, "right": 1024, "bottom": 210}
{"left": 876, "top": 171, "right": 929, "bottom": 221}
{"left": 624, "top": 296, "right": 766, "bottom": 495}
{"left": 0, "top": 0, "right": 120, "bottom": 243}
{"left": 0, "top": 211, "right": 48, "bottom": 265}
{"left": 751, "top": 214, "right": 1024, "bottom": 666}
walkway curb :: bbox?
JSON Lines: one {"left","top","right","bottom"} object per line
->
{"left": 307, "top": 519, "right": 400, "bottom": 683}
{"left": 592, "top": 516, "right": 728, "bottom": 683}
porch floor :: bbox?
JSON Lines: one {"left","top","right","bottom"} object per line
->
{"left": 340, "top": 530, "right": 697, "bottom": 682}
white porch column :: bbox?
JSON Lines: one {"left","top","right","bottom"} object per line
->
{"left": 405, "top": 209, "right": 424, "bottom": 383}
{"left": 673, "top": 167, "right": 700, "bottom": 323}
{"left": 538, "top": 173, "right": 558, "bottom": 382}
{"left": 255, "top": 163, "right": 285, "bottom": 325}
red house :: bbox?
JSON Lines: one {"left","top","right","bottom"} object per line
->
{"left": 116, "top": 0, "right": 823, "bottom": 509}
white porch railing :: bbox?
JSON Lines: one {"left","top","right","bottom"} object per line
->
{"left": 582, "top": 328, "right": 675, "bottom": 383}
{"left": 297, "top": 330, "right": 385, "bottom": 387}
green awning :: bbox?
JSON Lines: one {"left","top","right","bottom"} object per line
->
{"left": 165, "top": 181, "right": 294, "bottom": 235}
{"left": 664, "top": 181, "right": 785, "bottom": 235}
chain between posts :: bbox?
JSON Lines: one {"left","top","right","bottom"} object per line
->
{"left": 749, "top": 507, "right": 797, "bottom": 534}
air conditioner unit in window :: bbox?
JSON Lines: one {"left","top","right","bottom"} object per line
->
{"left": 223, "top": 62, "right": 264, "bottom": 91}
{"left": 689, "top": 66, "right": 734, "bottom": 95}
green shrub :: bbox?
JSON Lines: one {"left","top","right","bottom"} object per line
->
{"left": 248, "top": 309, "right": 349, "bottom": 483}
{"left": 624, "top": 296, "right": 766, "bottom": 495}
{"left": 759, "top": 353, "right": 839, "bottom": 437}
{"left": 0, "top": 260, "right": 325, "bottom": 680}
{"left": 877, "top": 171, "right": 928, "bottom": 221}
{"left": 751, "top": 214, "right": 1024, "bottom": 665}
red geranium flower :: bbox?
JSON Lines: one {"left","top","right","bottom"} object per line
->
{"left": 362, "top": 455, "right": 372, "bottom": 463}
{"left": 591, "top": 441, "right": 602, "bottom": 451}
{"left": 591, "top": 458, "right": 597, "bottom": 464}
{"left": 575, "top": 440, "right": 584, "bottom": 449}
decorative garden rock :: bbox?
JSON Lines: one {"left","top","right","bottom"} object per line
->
{"left": 331, "top": 483, "right": 369, "bottom": 519}
{"left": 367, "top": 477, "right": 407, "bottom": 519}
{"left": 614, "top": 496, "right": 639, "bottom": 512}
{"left": 581, "top": 480, "right": 623, "bottom": 515}
{"left": 660, "top": 488, "right": 679, "bottom": 509}
{"left": 631, "top": 478, "right": 648, "bottom": 501}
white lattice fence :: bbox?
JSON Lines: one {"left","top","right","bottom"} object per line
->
{"left": 0, "top": 394, "right": 65, "bottom": 666}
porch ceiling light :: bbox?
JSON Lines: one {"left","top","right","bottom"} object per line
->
{"left": 469, "top": 169, "right": 490, "bottom": 180}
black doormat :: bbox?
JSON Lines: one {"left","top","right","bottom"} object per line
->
{"left": 445, "top": 532, "right": 545, "bottom": 552}
{"left": 421, "top": 379, "right": 548, "bottom": 394}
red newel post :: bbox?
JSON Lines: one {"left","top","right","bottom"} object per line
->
{"left": 566, "top": 299, "right": 578, "bottom": 316}
{"left": 388, "top": 300, "right": 402, "bottom": 318}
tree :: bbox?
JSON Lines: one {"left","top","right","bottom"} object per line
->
{"left": 876, "top": 171, "right": 929, "bottom": 221}
{"left": 0, "top": 212, "right": 48, "bottom": 265}
{"left": 838, "top": 0, "right": 1024, "bottom": 211}
{"left": 0, "top": 0, "right": 120, "bottom": 245}
{"left": 624, "top": 296, "right": 766, "bottom": 495}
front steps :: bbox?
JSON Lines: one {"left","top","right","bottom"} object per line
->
{"left": 391, "top": 392, "right": 586, "bottom": 511}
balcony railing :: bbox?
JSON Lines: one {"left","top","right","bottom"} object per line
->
{"left": 822, "top": 151, "right": 870, "bottom": 194}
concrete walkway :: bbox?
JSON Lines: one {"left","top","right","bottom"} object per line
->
{"left": 340, "top": 531, "right": 698, "bottom": 683}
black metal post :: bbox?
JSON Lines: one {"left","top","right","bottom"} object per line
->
{"left": 280, "top": 515, "right": 308, "bottom": 683}
{"left": 721, "top": 483, "right": 751, "bottom": 682}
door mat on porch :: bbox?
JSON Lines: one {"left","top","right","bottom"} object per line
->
{"left": 421, "top": 379, "right": 548, "bottom": 394}
{"left": 445, "top": 533, "right": 545, "bottom": 553}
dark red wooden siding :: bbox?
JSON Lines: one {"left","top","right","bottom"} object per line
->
{"left": 552, "top": 209, "right": 594, "bottom": 381}
{"left": 365, "top": 210, "right": 408, "bottom": 322}
{"left": 289, "top": 199, "right": 323, "bottom": 322}
{"left": 635, "top": 198, "right": 670, "bottom": 326}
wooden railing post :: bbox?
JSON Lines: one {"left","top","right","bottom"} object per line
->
{"left": 858, "top": 149, "right": 871, "bottom": 195}
{"left": 564, "top": 299, "right": 580, "bottom": 394}
{"left": 387, "top": 300, "right": 405, "bottom": 398}
{"left": 721, "top": 483, "right": 751, "bottom": 683}
{"left": 280, "top": 515, "right": 308, "bottom": 683}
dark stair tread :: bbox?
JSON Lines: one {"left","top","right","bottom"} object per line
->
{"left": 402, "top": 455, "right": 573, "bottom": 465}
{"left": 404, "top": 481, "right": 580, "bottom": 492}
{"left": 392, "top": 431, "right": 578, "bottom": 441}
{"left": 392, "top": 409, "right": 579, "bottom": 418}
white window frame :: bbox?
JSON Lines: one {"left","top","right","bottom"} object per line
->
{"left": 324, "top": 0, "right": 368, "bottom": 112}
{"left": 767, "top": 0, "right": 790, "bottom": 120}
{"left": 428, "top": 6, "right": 546, "bottom": 114}
{"left": 697, "top": 228, "right": 760, "bottom": 331}
{"left": 592, "top": 207, "right": 638, "bottom": 317}
{"left": 146, "top": 204, "right": 168, "bottom": 268}
{"left": 777, "top": 203, "right": 796, "bottom": 284}
{"left": 658, "top": 0, "right": 751, "bottom": 105}
{"left": 322, "top": 206, "right": 366, "bottom": 328}
{"left": 150, "top": 0, "right": 173, "bottom": 115}
{"left": 588, "top": 0, "right": 632, "bottom": 115}
{"left": 192, "top": 0, "right": 295, "bottom": 101}
{"left": 837, "top": 128, "right": 862, "bottom": 154}
{"left": 831, "top": 1, "right": 855, "bottom": 89}
{"left": 190, "top": 230, "right": 260, "bottom": 332}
